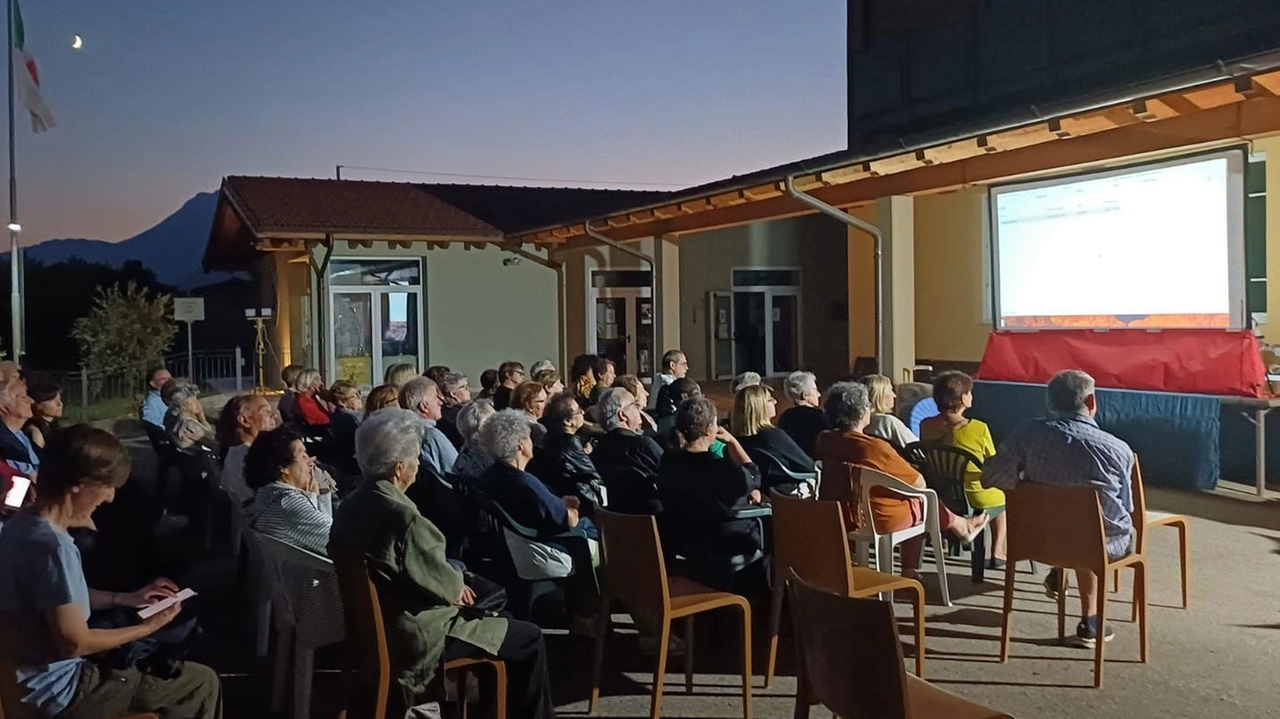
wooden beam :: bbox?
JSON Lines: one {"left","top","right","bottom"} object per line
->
{"left": 708, "top": 190, "right": 747, "bottom": 208}
{"left": 606, "top": 215, "right": 630, "bottom": 228}
{"left": 653, "top": 205, "right": 680, "bottom": 219}
{"left": 742, "top": 183, "right": 783, "bottom": 200}
{"left": 679, "top": 199, "right": 712, "bottom": 214}
{"left": 1254, "top": 71, "right": 1280, "bottom": 96}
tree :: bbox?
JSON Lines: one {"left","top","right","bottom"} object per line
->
{"left": 71, "top": 282, "right": 176, "bottom": 386}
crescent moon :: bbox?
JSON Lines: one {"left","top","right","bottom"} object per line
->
{"left": 72, "top": 35, "right": 83, "bottom": 49}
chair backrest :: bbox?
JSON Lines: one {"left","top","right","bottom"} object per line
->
{"left": 771, "top": 493, "right": 853, "bottom": 595}
{"left": 334, "top": 559, "right": 391, "bottom": 719}
{"left": 815, "top": 458, "right": 863, "bottom": 530}
{"left": 595, "top": 509, "right": 670, "bottom": 619}
{"left": 903, "top": 441, "right": 981, "bottom": 516}
{"left": 1130, "top": 456, "right": 1148, "bottom": 552}
{"left": 1006, "top": 482, "right": 1109, "bottom": 573}
{"left": 786, "top": 571, "right": 909, "bottom": 719}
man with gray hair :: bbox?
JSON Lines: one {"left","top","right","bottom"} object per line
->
{"left": 983, "top": 369, "right": 1135, "bottom": 649}
{"left": 0, "top": 377, "right": 36, "bottom": 475}
{"left": 399, "top": 377, "right": 458, "bottom": 478}
{"left": 437, "top": 372, "right": 471, "bottom": 449}
{"left": 650, "top": 349, "right": 689, "bottom": 412}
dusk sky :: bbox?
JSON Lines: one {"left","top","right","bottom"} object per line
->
{"left": 9, "top": 0, "right": 846, "bottom": 245}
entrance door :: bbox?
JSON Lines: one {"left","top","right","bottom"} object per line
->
{"left": 588, "top": 269, "right": 654, "bottom": 378}
{"left": 331, "top": 288, "right": 422, "bottom": 387}
{"left": 708, "top": 292, "right": 735, "bottom": 380}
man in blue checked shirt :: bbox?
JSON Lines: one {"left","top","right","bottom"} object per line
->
{"left": 983, "top": 369, "right": 1136, "bottom": 649}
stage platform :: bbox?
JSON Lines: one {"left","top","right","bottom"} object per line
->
{"left": 971, "top": 380, "right": 1275, "bottom": 494}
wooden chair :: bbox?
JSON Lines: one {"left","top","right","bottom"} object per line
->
{"left": 589, "top": 509, "right": 752, "bottom": 719}
{"left": 999, "top": 483, "right": 1148, "bottom": 688}
{"left": 1113, "top": 461, "right": 1189, "bottom": 611}
{"left": 333, "top": 557, "right": 507, "bottom": 719}
{"left": 765, "top": 492, "right": 926, "bottom": 688}
{"left": 787, "top": 572, "right": 1012, "bottom": 719}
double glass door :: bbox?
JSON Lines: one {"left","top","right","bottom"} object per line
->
{"left": 591, "top": 290, "right": 655, "bottom": 379}
{"left": 709, "top": 288, "right": 801, "bottom": 379}
{"left": 331, "top": 289, "right": 421, "bottom": 387}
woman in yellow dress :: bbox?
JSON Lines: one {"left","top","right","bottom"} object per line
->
{"left": 919, "top": 371, "right": 1006, "bottom": 566}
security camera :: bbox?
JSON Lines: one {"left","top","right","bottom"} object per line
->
{"left": 502, "top": 257, "right": 522, "bottom": 266}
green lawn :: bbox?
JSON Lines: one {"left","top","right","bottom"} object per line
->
{"left": 64, "top": 397, "right": 140, "bottom": 423}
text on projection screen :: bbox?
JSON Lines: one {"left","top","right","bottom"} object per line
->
{"left": 995, "top": 156, "right": 1232, "bottom": 330}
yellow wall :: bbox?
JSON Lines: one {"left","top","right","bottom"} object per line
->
{"left": 1260, "top": 134, "right": 1280, "bottom": 342}
{"left": 912, "top": 188, "right": 991, "bottom": 362}
{"left": 845, "top": 205, "right": 878, "bottom": 368}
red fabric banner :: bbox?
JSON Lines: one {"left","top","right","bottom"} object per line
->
{"left": 976, "top": 329, "right": 1266, "bottom": 397}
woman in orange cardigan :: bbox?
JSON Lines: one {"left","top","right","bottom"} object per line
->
{"left": 815, "top": 382, "right": 988, "bottom": 578}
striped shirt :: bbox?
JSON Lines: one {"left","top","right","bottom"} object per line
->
{"left": 243, "top": 481, "right": 334, "bottom": 556}
{"left": 982, "top": 413, "right": 1135, "bottom": 560}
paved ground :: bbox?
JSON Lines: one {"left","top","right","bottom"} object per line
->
{"left": 119, "top": 432, "right": 1280, "bottom": 718}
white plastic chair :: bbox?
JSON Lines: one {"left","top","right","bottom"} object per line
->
{"left": 850, "top": 466, "right": 952, "bottom": 607}
{"left": 254, "top": 532, "right": 345, "bottom": 719}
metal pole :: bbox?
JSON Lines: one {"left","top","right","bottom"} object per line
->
{"left": 235, "top": 346, "right": 243, "bottom": 393}
{"left": 186, "top": 321, "right": 193, "bottom": 382}
{"left": 6, "top": 0, "right": 19, "bottom": 362}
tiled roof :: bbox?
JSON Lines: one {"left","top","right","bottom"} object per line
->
{"left": 222, "top": 176, "right": 503, "bottom": 238}
{"left": 420, "top": 183, "right": 673, "bottom": 235}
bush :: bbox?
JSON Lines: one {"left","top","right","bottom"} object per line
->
{"left": 71, "top": 282, "right": 176, "bottom": 390}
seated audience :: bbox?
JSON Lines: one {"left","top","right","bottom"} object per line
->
{"left": 364, "top": 383, "right": 400, "bottom": 415}
{"left": 655, "top": 377, "right": 703, "bottom": 447}
{"left": 587, "top": 357, "right": 616, "bottom": 406}
{"left": 277, "top": 364, "right": 304, "bottom": 424}
{"left": 328, "top": 409, "right": 553, "bottom": 719}
{"left": 530, "top": 394, "right": 604, "bottom": 509}
{"left": 216, "top": 394, "right": 280, "bottom": 506}
{"left": 139, "top": 366, "right": 173, "bottom": 430}
{"left": 452, "top": 399, "right": 497, "bottom": 479}
{"left": 328, "top": 380, "right": 364, "bottom": 466}
{"left": 424, "top": 365, "right": 452, "bottom": 387}
{"left": 815, "top": 382, "right": 988, "bottom": 581}
{"left": 532, "top": 368, "right": 565, "bottom": 398}
{"left": 858, "top": 373, "right": 918, "bottom": 449}
{"left": 778, "top": 370, "right": 827, "bottom": 457}
{"left": 437, "top": 372, "right": 471, "bottom": 449}
{"left": 163, "top": 383, "right": 216, "bottom": 455}
{"left": 399, "top": 377, "right": 458, "bottom": 478}
{"left": 731, "top": 384, "right": 815, "bottom": 494}
{"left": 611, "top": 374, "right": 659, "bottom": 436}
{"left": 568, "top": 354, "right": 598, "bottom": 407}
{"left": 243, "top": 426, "right": 334, "bottom": 555}
{"left": 657, "top": 397, "right": 765, "bottom": 589}
{"left": 733, "top": 371, "right": 762, "bottom": 393}
{"left": 983, "top": 370, "right": 1135, "bottom": 648}
{"left": 509, "top": 381, "right": 550, "bottom": 446}
{"left": 477, "top": 368, "right": 500, "bottom": 401}
{"left": 383, "top": 362, "right": 420, "bottom": 389}
{"left": 492, "top": 361, "right": 525, "bottom": 410}
{"left": 919, "top": 371, "right": 1005, "bottom": 565}
{"left": 24, "top": 381, "right": 64, "bottom": 454}
{"left": 0, "top": 377, "right": 37, "bottom": 476}
{"left": 590, "top": 387, "right": 666, "bottom": 515}
{"left": 650, "top": 349, "right": 688, "bottom": 414}
{"left": 0, "top": 425, "right": 222, "bottom": 718}
{"left": 529, "top": 359, "right": 556, "bottom": 378}
{"left": 294, "top": 368, "right": 331, "bottom": 426}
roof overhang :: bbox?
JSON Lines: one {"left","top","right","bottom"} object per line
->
{"left": 517, "top": 67, "right": 1280, "bottom": 248}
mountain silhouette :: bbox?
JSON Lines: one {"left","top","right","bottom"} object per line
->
{"left": 20, "top": 191, "right": 234, "bottom": 288}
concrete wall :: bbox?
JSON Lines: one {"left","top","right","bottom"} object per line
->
{"left": 912, "top": 188, "right": 991, "bottom": 363}
{"left": 560, "top": 238, "right": 657, "bottom": 365}
{"left": 1260, "top": 135, "right": 1280, "bottom": 343}
{"left": 677, "top": 215, "right": 850, "bottom": 382}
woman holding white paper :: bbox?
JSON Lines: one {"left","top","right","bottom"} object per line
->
{"left": 0, "top": 424, "right": 222, "bottom": 718}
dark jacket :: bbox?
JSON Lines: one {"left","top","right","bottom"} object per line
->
{"left": 592, "top": 428, "right": 665, "bottom": 514}
{"left": 739, "top": 427, "right": 816, "bottom": 492}
{"left": 529, "top": 430, "right": 605, "bottom": 508}
{"left": 657, "top": 450, "right": 763, "bottom": 560}
{"left": 327, "top": 479, "right": 508, "bottom": 698}
{"left": 438, "top": 405, "right": 465, "bottom": 450}
{"left": 777, "top": 405, "right": 827, "bottom": 458}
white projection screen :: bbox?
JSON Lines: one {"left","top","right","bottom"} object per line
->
{"left": 990, "top": 149, "right": 1246, "bottom": 330}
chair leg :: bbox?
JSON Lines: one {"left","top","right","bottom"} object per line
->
{"left": 493, "top": 660, "right": 508, "bottom": 719}
{"left": 792, "top": 666, "right": 811, "bottom": 719}
{"left": 999, "top": 560, "right": 1015, "bottom": 663}
{"left": 930, "top": 520, "right": 952, "bottom": 607}
{"left": 271, "top": 624, "right": 292, "bottom": 712}
{"left": 1112, "top": 568, "right": 1122, "bottom": 594}
{"left": 1094, "top": 576, "right": 1107, "bottom": 689}
{"left": 765, "top": 578, "right": 784, "bottom": 688}
{"left": 456, "top": 670, "right": 469, "bottom": 719}
{"left": 1057, "top": 570, "right": 1069, "bottom": 644}
{"left": 1175, "top": 520, "right": 1190, "bottom": 609}
{"left": 293, "top": 642, "right": 315, "bottom": 719}
{"left": 971, "top": 525, "right": 986, "bottom": 584}
{"left": 876, "top": 536, "right": 894, "bottom": 604}
{"left": 588, "top": 604, "right": 610, "bottom": 715}
{"left": 1136, "top": 563, "right": 1149, "bottom": 664}
{"left": 911, "top": 582, "right": 926, "bottom": 677}
{"left": 649, "top": 619, "right": 670, "bottom": 719}
{"left": 740, "top": 603, "right": 753, "bottom": 719}
{"left": 684, "top": 616, "right": 695, "bottom": 694}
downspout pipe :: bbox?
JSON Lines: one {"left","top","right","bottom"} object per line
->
{"left": 583, "top": 222, "right": 660, "bottom": 370}
{"left": 499, "top": 243, "right": 567, "bottom": 371}
{"left": 784, "top": 175, "right": 885, "bottom": 375}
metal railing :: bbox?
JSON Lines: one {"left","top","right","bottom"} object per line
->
{"left": 26, "top": 348, "right": 248, "bottom": 422}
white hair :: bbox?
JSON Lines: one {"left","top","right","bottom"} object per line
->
{"left": 783, "top": 371, "right": 817, "bottom": 402}
{"left": 355, "top": 408, "right": 427, "bottom": 480}
{"left": 167, "top": 383, "right": 200, "bottom": 410}
{"left": 734, "top": 371, "right": 762, "bottom": 392}
{"left": 0, "top": 377, "right": 25, "bottom": 408}
{"left": 529, "top": 359, "right": 555, "bottom": 377}
{"left": 296, "top": 368, "right": 323, "bottom": 392}
{"left": 456, "top": 399, "right": 496, "bottom": 444}
{"left": 598, "top": 387, "right": 633, "bottom": 431}
{"left": 479, "top": 409, "right": 532, "bottom": 463}
{"left": 399, "top": 377, "right": 438, "bottom": 413}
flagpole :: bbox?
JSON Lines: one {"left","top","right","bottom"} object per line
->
{"left": 5, "top": 0, "right": 18, "bottom": 363}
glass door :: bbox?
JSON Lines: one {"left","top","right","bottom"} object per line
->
{"left": 593, "top": 297, "right": 629, "bottom": 372}
{"left": 333, "top": 292, "right": 374, "bottom": 386}
{"left": 733, "top": 291, "right": 768, "bottom": 375}
{"left": 771, "top": 292, "right": 801, "bottom": 374}
{"left": 708, "top": 292, "right": 735, "bottom": 379}
{"left": 380, "top": 291, "right": 420, "bottom": 380}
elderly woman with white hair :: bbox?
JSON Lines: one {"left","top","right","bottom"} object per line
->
{"left": 163, "top": 381, "right": 216, "bottom": 454}
{"left": 815, "top": 382, "right": 988, "bottom": 581}
{"left": 294, "top": 368, "right": 332, "bottom": 426}
{"left": 328, "top": 408, "right": 555, "bottom": 719}
{"left": 590, "top": 386, "right": 665, "bottom": 515}
{"left": 777, "top": 370, "right": 827, "bottom": 457}
{"left": 452, "top": 399, "right": 497, "bottom": 479}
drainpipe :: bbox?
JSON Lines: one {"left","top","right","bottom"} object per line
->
{"left": 499, "top": 244, "right": 567, "bottom": 371}
{"left": 583, "top": 222, "right": 660, "bottom": 370}
{"left": 783, "top": 175, "right": 885, "bottom": 375}
{"left": 305, "top": 232, "right": 337, "bottom": 372}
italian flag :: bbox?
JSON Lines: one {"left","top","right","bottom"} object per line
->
{"left": 13, "top": 0, "right": 53, "bottom": 133}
